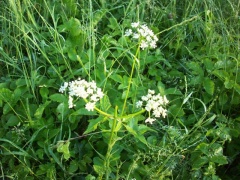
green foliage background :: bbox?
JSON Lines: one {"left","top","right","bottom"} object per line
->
{"left": 0, "top": 0, "right": 240, "bottom": 179}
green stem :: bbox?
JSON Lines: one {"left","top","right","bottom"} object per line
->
{"left": 105, "top": 106, "right": 118, "bottom": 180}
{"left": 121, "top": 46, "right": 140, "bottom": 116}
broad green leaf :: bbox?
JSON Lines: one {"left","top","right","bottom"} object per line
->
{"left": 84, "top": 117, "right": 104, "bottom": 134}
{"left": 203, "top": 77, "right": 214, "bottom": 95}
{"left": 6, "top": 114, "right": 20, "bottom": 126}
{"left": 100, "top": 95, "right": 111, "bottom": 111}
{"left": 203, "top": 58, "right": 214, "bottom": 72}
{"left": 0, "top": 88, "right": 13, "bottom": 102}
{"left": 49, "top": 94, "right": 67, "bottom": 103}
{"left": 192, "top": 156, "right": 208, "bottom": 169}
{"left": 34, "top": 101, "right": 51, "bottom": 119}
{"left": 169, "top": 104, "right": 185, "bottom": 117}
{"left": 68, "top": 160, "right": 79, "bottom": 173}
{"left": 165, "top": 88, "right": 182, "bottom": 95}
{"left": 72, "top": 108, "right": 97, "bottom": 116}
{"left": 224, "top": 79, "right": 234, "bottom": 89}
{"left": 57, "top": 141, "right": 71, "bottom": 160}
{"left": 93, "top": 157, "right": 105, "bottom": 175}
{"left": 124, "top": 124, "right": 148, "bottom": 145}
{"left": 109, "top": 74, "right": 122, "bottom": 84}
{"left": 40, "top": 87, "right": 49, "bottom": 100}
{"left": 219, "top": 92, "right": 228, "bottom": 105}
{"left": 234, "top": 83, "right": 240, "bottom": 95}
{"left": 196, "top": 143, "right": 209, "bottom": 155}
{"left": 210, "top": 155, "right": 228, "bottom": 165}
{"left": 187, "top": 62, "right": 204, "bottom": 76}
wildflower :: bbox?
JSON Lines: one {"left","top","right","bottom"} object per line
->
{"left": 145, "top": 117, "right": 156, "bottom": 124}
{"left": 136, "top": 100, "right": 143, "bottom": 108}
{"left": 125, "top": 22, "right": 158, "bottom": 50}
{"left": 136, "top": 89, "right": 169, "bottom": 124}
{"left": 59, "top": 78, "right": 104, "bottom": 111}
{"left": 131, "top": 22, "right": 140, "bottom": 28}
{"left": 68, "top": 96, "right": 75, "bottom": 108}
{"left": 59, "top": 82, "right": 68, "bottom": 93}
{"left": 85, "top": 102, "right": 95, "bottom": 111}
{"left": 125, "top": 29, "right": 132, "bottom": 36}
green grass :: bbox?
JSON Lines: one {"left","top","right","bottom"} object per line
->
{"left": 0, "top": 0, "right": 240, "bottom": 179}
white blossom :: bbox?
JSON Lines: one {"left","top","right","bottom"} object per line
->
{"left": 85, "top": 102, "right": 95, "bottom": 111}
{"left": 136, "top": 101, "right": 143, "bottom": 108}
{"left": 131, "top": 22, "right": 140, "bottom": 28}
{"left": 125, "top": 22, "right": 158, "bottom": 50}
{"left": 59, "top": 78, "right": 104, "bottom": 111}
{"left": 59, "top": 82, "right": 68, "bottom": 93}
{"left": 137, "top": 89, "right": 169, "bottom": 124}
{"left": 145, "top": 117, "right": 156, "bottom": 124}
{"left": 125, "top": 29, "right": 132, "bottom": 36}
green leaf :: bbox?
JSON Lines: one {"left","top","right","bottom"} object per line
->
{"left": 0, "top": 88, "right": 13, "bottom": 102}
{"left": 203, "top": 77, "right": 214, "bottom": 95}
{"left": 6, "top": 114, "right": 20, "bottom": 126}
{"left": 93, "top": 157, "right": 105, "bottom": 175}
{"left": 196, "top": 143, "right": 209, "bottom": 155}
{"left": 192, "top": 156, "right": 208, "bottom": 169}
{"left": 210, "top": 155, "right": 228, "bottom": 165}
{"left": 40, "top": 87, "right": 49, "bottom": 100}
{"left": 49, "top": 94, "right": 67, "bottom": 103}
{"left": 34, "top": 101, "right": 51, "bottom": 119}
{"left": 109, "top": 74, "right": 122, "bottom": 84}
{"left": 100, "top": 95, "right": 111, "bottom": 111}
{"left": 84, "top": 117, "right": 104, "bottom": 134}
{"left": 124, "top": 122, "right": 148, "bottom": 145}
{"left": 234, "top": 83, "right": 240, "bottom": 95}
{"left": 68, "top": 160, "right": 79, "bottom": 173}
{"left": 203, "top": 58, "right": 214, "bottom": 72}
{"left": 72, "top": 108, "right": 97, "bottom": 116}
{"left": 219, "top": 92, "right": 228, "bottom": 105}
{"left": 57, "top": 141, "right": 71, "bottom": 160}
{"left": 187, "top": 62, "right": 204, "bottom": 76}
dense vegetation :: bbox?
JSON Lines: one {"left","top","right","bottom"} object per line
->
{"left": 0, "top": 0, "right": 240, "bottom": 179}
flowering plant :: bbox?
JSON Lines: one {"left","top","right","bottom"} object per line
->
{"left": 125, "top": 22, "right": 158, "bottom": 50}
{"left": 59, "top": 78, "right": 104, "bottom": 110}
{"left": 136, "top": 89, "right": 169, "bottom": 124}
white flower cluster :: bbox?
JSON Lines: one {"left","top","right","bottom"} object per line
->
{"left": 136, "top": 89, "right": 169, "bottom": 124}
{"left": 59, "top": 78, "right": 104, "bottom": 111}
{"left": 125, "top": 22, "right": 158, "bottom": 50}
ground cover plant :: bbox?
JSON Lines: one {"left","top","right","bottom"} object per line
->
{"left": 0, "top": 0, "right": 240, "bottom": 179}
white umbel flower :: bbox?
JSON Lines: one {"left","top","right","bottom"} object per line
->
{"left": 125, "top": 22, "right": 158, "bottom": 50}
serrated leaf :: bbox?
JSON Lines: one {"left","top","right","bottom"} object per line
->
{"left": 203, "top": 77, "right": 214, "bottom": 95}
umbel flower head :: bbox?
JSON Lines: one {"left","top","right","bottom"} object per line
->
{"left": 136, "top": 89, "right": 169, "bottom": 124}
{"left": 59, "top": 78, "right": 104, "bottom": 111}
{"left": 125, "top": 22, "right": 158, "bottom": 50}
